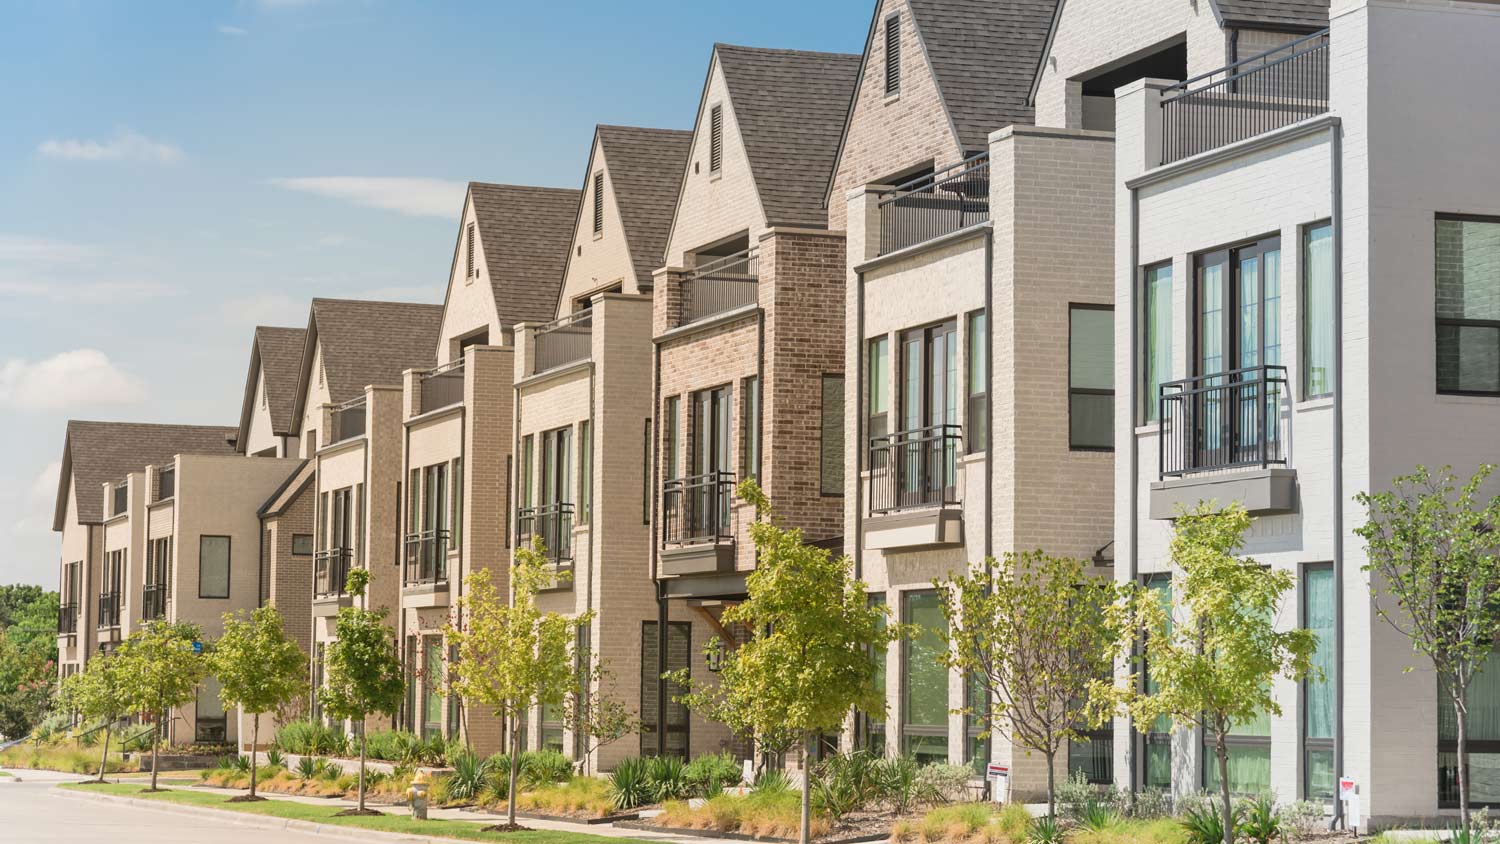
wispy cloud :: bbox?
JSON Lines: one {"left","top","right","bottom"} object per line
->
{"left": 37, "top": 128, "right": 182, "bottom": 164}
{"left": 356, "top": 285, "right": 439, "bottom": 303}
{"left": 0, "top": 234, "right": 95, "bottom": 266}
{"left": 9, "top": 461, "right": 61, "bottom": 538}
{"left": 271, "top": 176, "right": 464, "bottom": 219}
{"left": 0, "top": 350, "right": 147, "bottom": 411}
{"left": 0, "top": 278, "right": 172, "bottom": 302}
{"left": 218, "top": 292, "right": 307, "bottom": 328}
{"left": 217, "top": 24, "right": 249, "bottom": 36}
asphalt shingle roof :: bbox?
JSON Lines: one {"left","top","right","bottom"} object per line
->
{"left": 254, "top": 326, "right": 307, "bottom": 435}
{"left": 1214, "top": 0, "right": 1329, "bottom": 28}
{"left": 715, "top": 44, "right": 862, "bottom": 229}
{"left": 55, "top": 420, "right": 238, "bottom": 528}
{"left": 594, "top": 125, "right": 693, "bottom": 286}
{"left": 307, "top": 298, "right": 444, "bottom": 405}
{"left": 469, "top": 183, "right": 581, "bottom": 326}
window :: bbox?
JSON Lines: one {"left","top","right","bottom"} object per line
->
{"left": 1302, "top": 563, "right": 1335, "bottom": 801}
{"left": 663, "top": 396, "right": 680, "bottom": 481}
{"left": 1141, "top": 263, "right": 1173, "bottom": 422}
{"left": 1069, "top": 304, "right": 1114, "bottom": 450}
{"left": 1195, "top": 237, "right": 1282, "bottom": 378}
{"left": 465, "top": 221, "right": 476, "bottom": 279}
{"left": 423, "top": 636, "right": 444, "bottom": 739}
{"left": 199, "top": 535, "right": 231, "bottom": 599}
{"left": 578, "top": 421, "right": 592, "bottom": 525}
{"left": 592, "top": 172, "right": 604, "bottom": 234}
{"left": 1439, "top": 652, "right": 1500, "bottom": 807}
{"left": 640, "top": 621, "right": 691, "bottom": 758}
{"left": 1141, "top": 574, "right": 1172, "bottom": 790}
{"left": 157, "top": 466, "right": 175, "bottom": 501}
{"left": 519, "top": 435, "right": 534, "bottom": 525}
{"left": 642, "top": 419, "right": 652, "bottom": 525}
{"left": 965, "top": 675, "right": 988, "bottom": 775}
{"left": 195, "top": 677, "right": 227, "bottom": 743}
{"left": 447, "top": 643, "right": 462, "bottom": 740}
{"left": 692, "top": 386, "right": 732, "bottom": 476}
{"left": 1435, "top": 215, "right": 1500, "bottom": 396}
{"left": 1302, "top": 224, "right": 1335, "bottom": 399}
{"left": 311, "top": 642, "right": 325, "bottom": 724}
{"left": 901, "top": 322, "right": 958, "bottom": 435}
{"left": 821, "top": 375, "right": 843, "bottom": 494}
{"left": 708, "top": 105, "right": 723, "bottom": 174}
{"left": 573, "top": 624, "right": 592, "bottom": 758}
{"left": 966, "top": 311, "right": 987, "bottom": 453}
{"left": 902, "top": 590, "right": 948, "bottom": 765}
{"left": 883, "top": 13, "right": 901, "bottom": 96}
{"left": 742, "top": 376, "right": 760, "bottom": 481}
{"left": 404, "top": 636, "right": 417, "bottom": 732}
{"left": 450, "top": 458, "right": 463, "bottom": 550}
{"left": 868, "top": 336, "right": 890, "bottom": 443}
{"left": 856, "top": 593, "right": 887, "bottom": 754}
{"left": 292, "top": 534, "right": 313, "bottom": 556}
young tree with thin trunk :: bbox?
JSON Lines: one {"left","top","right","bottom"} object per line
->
{"left": 673, "top": 480, "right": 899, "bottom": 844}
{"left": 938, "top": 551, "right": 1126, "bottom": 816}
{"left": 1356, "top": 464, "right": 1500, "bottom": 831}
{"left": 115, "top": 619, "right": 209, "bottom": 792}
{"left": 320, "top": 568, "right": 405, "bottom": 815}
{"left": 1123, "top": 503, "right": 1315, "bottom": 844}
{"left": 59, "top": 652, "right": 129, "bottom": 783}
{"left": 208, "top": 605, "right": 307, "bottom": 801}
{"left": 446, "top": 541, "right": 588, "bottom": 831}
{"left": 563, "top": 649, "right": 638, "bottom": 774}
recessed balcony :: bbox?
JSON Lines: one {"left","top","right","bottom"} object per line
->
{"left": 659, "top": 471, "right": 736, "bottom": 576}
{"left": 681, "top": 249, "right": 758, "bottom": 326}
{"left": 877, "top": 156, "right": 990, "bottom": 256}
{"left": 403, "top": 529, "right": 450, "bottom": 605}
{"left": 517, "top": 502, "right": 575, "bottom": 585}
{"left": 141, "top": 583, "right": 168, "bottom": 622}
{"left": 329, "top": 398, "right": 367, "bottom": 444}
{"left": 862, "top": 425, "right": 964, "bottom": 551}
{"left": 532, "top": 311, "right": 593, "bottom": 374}
{"left": 313, "top": 547, "right": 353, "bottom": 615}
{"left": 56, "top": 602, "right": 77, "bottom": 639}
{"left": 417, "top": 360, "right": 465, "bottom": 414}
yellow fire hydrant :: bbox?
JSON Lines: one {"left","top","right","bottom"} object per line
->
{"left": 408, "top": 769, "right": 432, "bottom": 820}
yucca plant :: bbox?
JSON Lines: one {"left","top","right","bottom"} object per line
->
{"left": 264, "top": 747, "right": 286, "bottom": 768}
{"left": 295, "top": 756, "right": 321, "bottom": 780}
{"left": 647, "top": 755, "right": 690, "bottom": 802}
{"left": 607, "top": 757, "right": 651, "bottom": 810}
{"left": 1181, "top": 801, "right": 1239, "bottom": 844}
{"left": 1236, "top": 795, "right": 1283, "bottom": 844}
{"left": 1079, "top": 799, "right": 1121, "bottom": 832}
{"left": 752, "top": 768, "right": 793, "bottom": 796}
{"left": 446, "top": 751, "right": 491, "bottom": 803}
{"left": 1027, "top": 815, "right": 1065, "bottom": 844}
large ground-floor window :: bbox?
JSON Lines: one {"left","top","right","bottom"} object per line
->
{"left": 857, "top": 594, "right": 887, "bottom": 755}
{"left": 1440, "top": 652, "right": 1500, "bottom": 807}
{"left": 640, "top": 620, "right": 691, "bottom": 758}
{"left": 902, "top": 590, "right": 948, "bottom": 765}
{"left": 422, "top": 635, "right": 444, "bottom": 740}
{"left": 1302, "top": 563, "right": 1335, "bottom": 801}
{"left": 1141, "top": 574, "right": 1172, "bottom": 791}
{"left": 1069, "top": 729, "right": 1113, "bottom": 785}
{"left": 1204, "top": 712, "right": 1271, "bottom": 796}
{"left": 196, "top": 676, "right": 227, "bottom": 743}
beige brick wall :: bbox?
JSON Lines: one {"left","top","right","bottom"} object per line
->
{"left": 560, "top": 144, "right": 649, "bottom": 305}
{"left": 265, "top": 482, "right": 315, "bottom": 656}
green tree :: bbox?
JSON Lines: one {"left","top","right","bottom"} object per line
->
{"left": 321, "top": 567, "right": 405, "bottom": 815}
{"left": 59, "top": 652, "right": 129, "bottom": 781}
{"left": 673, "top": 480, "right": 899, "bottom": 844}
{"left": 208, "top": 605, "right": 308, "bottom": 800}
{"left": 1122, "top": 503, "right": 1315, "bottom": 844}
{"left": 563, "top": 647, "right": 638, "bottom": 774}
{"left": 1356, "top": 465, "right": 1500, "bottom": 829}
{"left": 115, "top": 619, "right": 208, "bottom": 792}
{"left": 939, "top": 551, "right": 1125, "bottom": 816}
{"left": 0, "top": 585, "right": 48, "bottom": 629}
{"left": 446, "top": 542, "right": 588, "bottom": 830}
{"left": 0, "top": 587, "right": 58, "bottom": 739}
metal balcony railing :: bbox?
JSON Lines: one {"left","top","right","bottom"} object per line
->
{"left": 418, "top": 360, "right": 465, "bottom": 413}
{"left": 877, "top": 155, "right": 990, "bottom": 256}
{"left": 403, "top": 529, "right": 450, "bottom": 586}
{"left": 517, "top": 503, "right": 575, "bottom": 565}
{"left": 1160, "top": 29, "right": 1329, "bottom": 165}
{"left": 111, "top": 484, "right": 128, "bottom": 517}
{"left": 156, "top": 467, "right": 174, "bottom": 501}
{"left": 683, "top": 249, "right": 758, "bottom": 324}
{"left": 97, "top": 592, "right": 121, "bottom": 629}
{"left": 868, "top": 424, "right": 963, "bottom": 514}
{"left": 661, "top": 471, "right": 736, "bottom": 546}
{"left": 1158, "top": 365, "right": 1289, "bottom": 479}
{"left": 57, "top": 602, "right": 77, "bottom": 636}
{"left": 330, "top": 397, "right": 367, "bottom": 443}
{"left": 141, "top": 584, "right": 168, "bottom": 621}
{"left": 314, "top": 548, "right": 353, "bottom": 597}
{"left": 533, "top": 311, "right": 593, "bottom": 374}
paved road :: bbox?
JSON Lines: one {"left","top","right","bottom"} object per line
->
{"left": 0, "top": 769, "right": 339, "bottom": 844}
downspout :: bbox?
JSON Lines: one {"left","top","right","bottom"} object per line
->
{"left": 854, "top": 272, "right": 864, "bottom": 582}
{"left": 983, "top": 229, "right": 994, "bottom": 562}
{"left": 1127, "top": 182, "right": 1141, "bottom": 794}
{"left": 401, "top": 406, "right": 412, "bottom": 729}
{"left": 652, "top": 329, "right": 666, "bottom": 759}
{"left": 1329, "top": 120, "right": 1346, "bottom": 830}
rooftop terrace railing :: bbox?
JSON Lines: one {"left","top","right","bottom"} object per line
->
{"left": 330, "top": 396, "right": 367, "bottom": 443}
{"left": 156, "top": 467, "right": 174, "bottom": 501}
{"left": 1160, "top": 29, "right": 1329, "bottom": 165}
{"left": 877, "top": 155, "right": 990, "bottom": 256}
{"left": 683, "top": 249, "right": 758, "bottom": 324}
{"left": 418, "top": 360, "right": 465, "bottom": 414}
{"left": 532, "top": 310, "right": 593, "bottom": 374}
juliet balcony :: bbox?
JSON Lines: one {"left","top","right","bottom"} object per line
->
{"left": 517, "top": 502, "right": 575, "bottom": 581}
{"left": 403, "top": 529, "right": 450, "bottom": 606}
{"left": 862, "top": 424, "right": 964, "bottom": 550}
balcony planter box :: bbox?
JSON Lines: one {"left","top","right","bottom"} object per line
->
{"left": 862, "top": 507, "right": 963, "bottom": 551}
{"left": 660, "top": 542, "right": 736, "bottom": 577}
{"left": 1149, "top": 467, "right": 1297, "bottom": 520}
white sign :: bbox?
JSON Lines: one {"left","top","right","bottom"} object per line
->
{"left": 1339, "top": 776, "right": 1360, "bottom": 832}
{"left": 1338, "top": 777, "right": 1357, "bottom": 800}
{"left": 986, "top": 763, "right": 1009, "bottom": 779}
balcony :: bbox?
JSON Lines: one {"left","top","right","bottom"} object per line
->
{"left": 532, "top": 311, "right": 593, "bottom": 374}
{"left": 156, "top": 467, "right": 174, "bottom": 501}
{"left": 877, "top": 156, "right": 990, "bottom": 256}
{"left": 1150, "top": 364, "right": 1296, "bottom": 518}
{"left": 1160, "top": 29, "right": 1329, "bottom": 165}
{"left": 418, "top": 360, "right": 465, "bottom": 414}
{"left": 862, "top": 425, "right": 964, "bottom": 550}
{"left": 403, "top": 529, "right": 450, "bottom": 604}
{"left": 660, "top": 471, "right": 736, "bottom": 576}
{"left": 56, "top": 602, "right": 77, "bottom": 637}
{"left": 314, "top": 547, "right": 352, "bottom": 597}
{"left": 683, "top": 249, "right": 758, "bottom": 324}
{"left": 330, "top": 397, "right": 367, "bottom": 443}
{"left": 517, "top": 503, "right": 575, "bottom": 578}
{"left": 97, "top": 591, "right": 121, "bottom": 630}
{"left": 141, "top": 583, "right": 168, "bottom": 621}
{"left": 110, "top": 484, "right": 127, "bottom": 518}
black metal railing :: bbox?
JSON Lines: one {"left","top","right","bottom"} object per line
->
{"left": 56, "top": 602, "right": 77, "bottom": 636}
{"left": 517, "top": 503, "right": 575, "bottom": 565}
{"left": 111, "top": 484, "right": 128, "bottom": 517}
{"left": 1159, "top": 365, "right": 1289, "bottom": 478}
{"left": 403, "top": 529, "right": 450, "bottom": 586}
{"left": 533, "top": 311, "right": 593, "bottom": 373}
{"left": 683, "top": 249, "right": 758, "bottom": 324}
{"left": 877, "top": 155, "right": 990, "bottom": 256}
{"left": 419, "top": 361, "right": 465, "bottom": 413}
{"left": 97, "top": 592, "right": 121, "bottom": 629}
{"left": 1160, "top": 29, "right": 1329, "bottom": 165}
{"left": 156, "top": 467, "right": 174, "bottom": 501}
{"left": 314, "top": 548, "right": 353, "bottom": 597}
{"left": 661, "top": 471, "right": 736, "bottom": 546}
{"left": 141, "top": 584, "right": 168, "bottom": 621}
{"left": 330, "top": 397, "right": 367, "bottom": 443}
{"left": 868, "top": 424, "right": 963, "bottom": 514}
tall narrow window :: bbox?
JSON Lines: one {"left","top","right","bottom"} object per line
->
{"left": 642, "top": 419, "right": 652, "bottom": 526}
{"left": 856, "top": 593, "right": 887, "bottom": 754}
{"left": 1439, "top": 652, "right": 1500, "bottom": 807}
{"left": 578, "top": 421, "right": 592, "bottom": 525}
{"left": 708, "top": 105, "right": 723, "bottom": 174}
{"left": 465, "top": 221, "right": 476, "bottom": 279}
{"left": 407, "top": 469, "right": 420, "bottom": 534}
{"left": 883, "top": 13, "right": 901, "bottom": 96}
{"left": 423, "top": 635, "right": 444, "bottom": 739}
{"left": 640, "top": 621, "right": 691, "bottom": 758}
{"left": 965, "top": 675, "right": 988, "bottom": 775}
{"left": 1435, "top": 215, "right": 1500, "bottom": 396}
{"left": 901, "top": 589, "right": 948, "bottom": 765}
{"left": 1142, "top": 263, "right": 1173, "bottom": 422}
{"left": 1069, "top": 305, "right": 1115, "bottom": 450}
{"left": 742, "top": 377, "right": 760, "bottom": 481}
{"left": 1302, "top": 563, "right": 1335, "bottom": 800}
{"left": 199, "top": 535, "right": 231, "bottom": 599}
{"left": 195, "top": 677, "right": 227, "bottom": 743}
{"left": 1302, "top": 224, "right": 1335, "bottom": 399}
{"left": 592, "top": 172, "right": 604, "bottom": 235}
{"left": 450, "top": 459, "right": 462, "bottom": 550}
{"left": 966, "top": 311, "right": 987, "bottom": 453}
{"left": 663, "top": 396, "right": 680, "bottom": 481}
{"left": 821, "top": 374, "right": 844, "bottom": 494}
{"left": 1141, "top": 574, "right": 1172, "bottom": 790}
{"left": 867, "top": 336, "right": 890, "bottom": 442}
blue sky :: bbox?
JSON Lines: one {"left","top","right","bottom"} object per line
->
{"left": 0, "top": 0, "right": 870, "bottom": 586}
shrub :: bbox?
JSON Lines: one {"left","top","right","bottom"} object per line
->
{"left": 1235, "top": 795, "right": 1282, "bottom": 844}
{"left": 274, "top": 720, "right": 346, "bottom": 756}
{"left": 1281, "top": 800, "right": 1325, "bottom": 838}
{"left": 607, "top": 757, "right": 652, "bottom": 810}
{"left": 1112, "top": 787, "right": 1175, "bottom": 820}
{"left": 647, "top": 755, "right": 690, "bottom": 802}
{"left": 1057, "top": 770, "right": 1100, "bottom": 817}
{"left": 685, "top": 751, "right": 743, "bottom": 797}
{"left": 1072, "top": 818, "right": 1188, "bottom": 844}
{"left": 231, "top": 754, "right": 252, "bottom": 773}
{"left": 1078, "top": 800, "right": 1122, "bottom": 832}
{"left": 522, "top": 749, "right": 573, "bottom": 789}
{"left": 657, "top": 790, "right": 829, "bottom": 840}
{"left": 518, "top": 777, "right": 615, "bottom": 817}
{"left": 446, "top": 751, "right": 491, "bottom": 803}
{"left": 917, "top": 764, "right": 973, "bottom": 805}
{"left": 1180, "top": 801, "right": 1239, "bottom": 844}
{"left": 813, "top": 750, "right": 882, "bottom": 820}
{"left": 752, "top": 767, "right": 793, "bottom": 796}
{"left": 876, "top": 756, "right": 940, "bottom": 815}
{"left": 1026, "top": 815, "right": 1064, "bottom": 844}
{"left": 264, "top": 747, "right": 286, "bottom": 768}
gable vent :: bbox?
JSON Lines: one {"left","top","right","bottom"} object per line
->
{"left": 709, "top": 104, "right": 723, "bottom": 174}
{"left": 592, "top": 172, "right": 604, "bottom": 234}
{"left": 884, "top": 14, "right": 901, "bottom": 96}
{"left": 465, "top": 221, "right": 476, "bottom": 278}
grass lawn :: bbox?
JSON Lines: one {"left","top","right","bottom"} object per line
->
{"left": 0, "top": 770, "right": 12, "bottom": 778}
{"left": 61, "top": 782, "right": 662, "bottom": 844}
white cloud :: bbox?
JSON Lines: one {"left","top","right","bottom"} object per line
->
{"left": 0, "top": 234, "right": 95, "bottom": 266}
{"left": 9, "top": 461, "right": 61, "bottom": 539}
{"left": 38, "top": 128, "right": 182, "bottom": 164}
{"left": 271, "top": 177, "right": 464, "bottom": 219}
{"left": 0, "top": 350, "right": 147, "bottom": 411}
{"left": 217, "top": 24, "right": 249, "bottom": 35}
{"left": 0, "top": 278, "right": 171, "bottom": 302}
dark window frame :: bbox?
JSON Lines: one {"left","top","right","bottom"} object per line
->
{"left": 292, "top": 533, "right": 314, "bottom": 556}
{"left": 1140, "top": 261, "right": 1173, "bottom": 424}
{"left": 966, "top": 309, "right": 988, "bottom": 454}
{"left": 1300, "top": 561, "right": 1335, "bottom": 802}
{"left": 1435, "top": 213, "right": 1500, "bottom": 398}
{"left": 198, "top": 534, "right": 231, "bottom": 599}
{"left": 1301, "top": 221, "right": 1335, "bottom": 400}
{"left": 1192, "top": 234, "right": 1282, "bottom": 381}
{"left": 899, "top": 588, "right": 948, "bottom": 764}
{"left": 1069, "top": 302, "right": 1116, "bottom": 452}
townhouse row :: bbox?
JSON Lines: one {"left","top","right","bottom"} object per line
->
{"left": 52, "top": 0, "right": 1500, "bottom": 824}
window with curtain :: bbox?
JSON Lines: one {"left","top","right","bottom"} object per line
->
{"left": 1070, "top": 305, "right": 1115, "bottom": 450}
{"left": 541, "top": 698, "right": 565, "bottom": 753}
{"left": 1439, "top": 652, "right": 1500, "bottom": 807}
{"left": 199, "top": 535, "right": 230, "bottom": 599}
{"left": 1302, "top": 563, "right": 1335, "bottom": 800}
{"left": 967, "top": 310, "right": 987, "bottom": 453}
{"left": 857, "top": 593, "right": 887, "bottom": 755}
{"left": 1142, "top": 573, "right": 1173, "bottom": 790}
{"left": 578, "top": 421, "right": 592, "bottom": 525}
{"left": 820, "top": 375, "right": 843, "bottom": 494}
{"left": 1436, "top": 215, "right": 1500, "bottom": 396}
{"left": 423, "top": 636, "right": 444, "bottom": 740}
{"left": 868, "top": 336, "right": 890, "bottom": 444}
{"left": 965, "top": 674, "right": 988, "bottom": 775}
{"left": 902, "top": 590, "right": 949, "bottom": 765}
{"left": 1303, "top": 224, "right": 1335, "bottom": 399}
{"left": 1141, "top": 263, "right": 1172, "bottom": 422}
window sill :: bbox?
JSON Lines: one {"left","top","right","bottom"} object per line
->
{"left": 1294, "top": 396, "right": 1334, "bottom": 412}
{"left": 883, "top": 93, "right": 901, "bottom": 106}
{"left": 1436, "top": 392, "right": 1500, "bottom": 405}
{"left": 1135, "top": 422, "right": 1162, "bottom": 437}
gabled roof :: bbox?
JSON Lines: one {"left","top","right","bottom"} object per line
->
{"left": 1213, "top": 0, "right": 1328, "bottom": 29}
{"left": 591, "top": 125, "right": 693, "bottom": 287}
{"left": 289, "top": 298, "right": 444, "bottom": 425}
{"left": 713, "top": 44, "right": 861, "bottom": 229}
{"left": 258, "top": 459, "right": 313, "bottom": 518}
{"left": 53, "top": 420, "right": 238, "bottom": 529}
{"left": 235, "top": 325, "right": 308, "bottom": 449}
{"left": 467, "top": 182, "right": 581, "bottom": 326}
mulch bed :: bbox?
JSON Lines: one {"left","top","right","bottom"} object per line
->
{"left": 507, "top": 809, "right": 641, "bottom": 825}
{"left": 335, "top": 808, "right": 384, "bottom": 817}
{"left": 618, "top": 815, "right": 893, "bottom": 844}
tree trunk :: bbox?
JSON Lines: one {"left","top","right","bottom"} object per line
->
{"left": 1045, "top": 749, "right": 1057, "bottom": 818}
{"left": 800, "top": 732, "right": 813, "bottom": 844}
{"left": 508, "top": 713, "right": 521, "bottom": 828}
{"left": 357, "top": 722, "right": 368, "bottom": 812}
{"left": 249, "top": 716, "right": 260, "bottom": 798}
{"left": 1216, "top": 734, "right": 1234, "bottom": 844}
{"left": 150, "top": 707, "right": 162, "bottom": 792}
{"left": 96, "top": 723, "right": 111, "bottom": 783}
{"left": 1456, "top": 700, "right": 1470, "bottom": 831}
